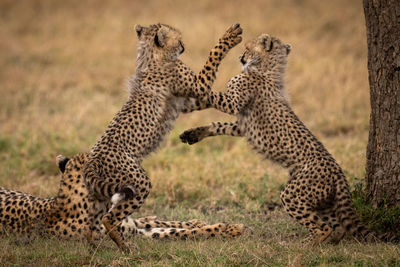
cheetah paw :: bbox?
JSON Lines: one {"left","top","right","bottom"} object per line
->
{"left": 179, "top": 129, "right": 202, "bottom": 145}
{"left": 220, "top": 23, "right": 243, "bottom": 48}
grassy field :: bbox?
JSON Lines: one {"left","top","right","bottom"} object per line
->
{"left": 1, "top": 0, "right": 399, "bottom": 266}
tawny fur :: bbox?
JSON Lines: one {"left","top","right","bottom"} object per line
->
{"left": 180, "top": 34, "right": 399, "bottom": 244}
{"left": 82, "top": 23, "right": 243, "bottom": 251}
{"left": 0, "top": 154, "right": 245, "bottom": 241}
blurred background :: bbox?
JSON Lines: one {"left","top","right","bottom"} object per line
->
{"left": 0, "top": 0, "right": 368, "bottom": 211}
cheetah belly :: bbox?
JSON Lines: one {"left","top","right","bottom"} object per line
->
{"left": 142, "top": 97, "right": 181, "bottom": 156}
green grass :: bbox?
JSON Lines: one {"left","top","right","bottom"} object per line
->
{"left": 1, "top": 207, "right": 400, "bottom": 266}
{"left": 1, "top": 0, "right": 399, "bottom": 265}
{"left": 352, "top": 182, "right": 400, "bottom": 235}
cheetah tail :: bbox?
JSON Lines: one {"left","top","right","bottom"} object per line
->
{"left": 335, "top": 182, "right": 400, "bottom": 243}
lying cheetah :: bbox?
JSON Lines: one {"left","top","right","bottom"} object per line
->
{"left": 83, "top": 23, "right": 243, "bottom": 251}
{"left": 0, "top": 153, "right": 245, "bottom": 240}
{"left": 180, "top": 34, "right": 400, "bottom": 244}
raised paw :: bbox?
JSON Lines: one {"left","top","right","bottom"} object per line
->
{"left": 180, "top": 127, "right": 208, "bottom": 145}
{"left": 220, "top": 23, "right": 243, "bottom": 49}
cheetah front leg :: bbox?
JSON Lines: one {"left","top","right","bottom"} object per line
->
{"left": 180, "top": 121, "right": 243, "bottom": 145}
{"left": 174, "top": 23, "right": 242, "bottom": 100}
{"left": 191, "top": 73, "right": 253, "bottom": 117}
{"left": 180, "top": 97, "right": 211, "bottom": 113}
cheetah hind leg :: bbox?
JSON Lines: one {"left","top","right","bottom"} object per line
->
{"left": 102, "top": 197, "right": 142, "bottom": 253}
{"left": 318, "top": 206, "right": 346, "bottom": 244}
{"left": 281, "top": 184, "right": 334, "bottom": 245}
{"left": 299, "top": 211, "right": 333, "bottom": 245}
{"left": 102, "top": 215, "right": 132, "bottom": 253}
{"left": 282, "top": 201, "right": 333, "bottom": 245}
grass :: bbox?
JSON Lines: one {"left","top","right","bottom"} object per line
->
{"left": 351, "top": 181, "right": 400, "bottom": 235}
{"left": 1, "top": 0, "right": 399, "bottom": 265}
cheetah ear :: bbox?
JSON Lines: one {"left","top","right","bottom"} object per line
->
{"left": 259, "top": 34, "right": 273, "bottom": 51}
{"left": 285, "top": 44, "right": 292, "bottom": 55}
{"left": 155, "top": 26, "right": 168, "bottom": 47}
{"left": 134, "top": 24, "right": 144, "bottom": 38}
{"left": 56, "top": 155, "right": 70, "bottom": 173}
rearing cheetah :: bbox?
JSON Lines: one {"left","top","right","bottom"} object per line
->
{"left": 83, "top": 23, "right": 243, "bottom": 251}
{"left": 180, "top": 34, "right": 400, "bottom": 244}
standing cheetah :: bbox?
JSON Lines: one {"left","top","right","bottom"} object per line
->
{"left": 83, "top": 23, "right": 243, "bottom": 251}
{"left": 180, "top": 34, "right": 400, "bottom": 244}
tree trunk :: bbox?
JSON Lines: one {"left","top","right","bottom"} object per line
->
{"left": 363, "top": 0, "right": 400, "bottom": 208}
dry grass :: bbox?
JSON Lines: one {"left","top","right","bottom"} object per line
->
{"left": 1, "top": 0, "right": 398, "bottom": 266}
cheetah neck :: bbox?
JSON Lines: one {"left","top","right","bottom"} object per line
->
{"left": 264, "top": 69, "right": 288, "bottom": 102}
{"left": 248, "top": 68, "right": 288, "bottom": 103}
{"left": 135, "top": 41, "right": 155, "bottom": 72}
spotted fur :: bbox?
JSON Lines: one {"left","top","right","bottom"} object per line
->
{"left": 180, "top": 34, "right": 400, "bottom": 244}
{"left": 0, "top": 154, "right": 245, "bottom": 240}
{"left": 78, "top": 22, "right": 242, "bottom": 252}
{"left": 121, "top": 216, "right": 245, "bottom": 240}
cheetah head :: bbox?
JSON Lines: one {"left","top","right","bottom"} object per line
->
{"left": 135, "top": 23, "right": 185, "bottom": 64}
{"left": 239, "top": 34, "right": 291, "bottom": 72}
{"left": 54, "top": 153, "right": 90, "bottom": 211}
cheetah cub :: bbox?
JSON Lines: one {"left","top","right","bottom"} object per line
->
{"left": 0, "top": 154, "right": 245, "bottom": 240}
{"left": 180, "top": 34, "right": 400, "bottom": 244}
{"left": 83, "top": 23, "right": 242, "bottom": 252}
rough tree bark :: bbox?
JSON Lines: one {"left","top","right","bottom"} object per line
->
{"left": 363, "top": 0, "right": 400, "bottom": 208}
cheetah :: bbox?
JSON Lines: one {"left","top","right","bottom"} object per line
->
{"left": 0, "top": 154, "right": 92, "bottom": 239}
{"left": 0, "top": 153, "right": 245, "bottom": 240}
{"left": 82, "top": 23, "right": 243, "bottom": 251}
{"left": 180, "top": 34, "right": 400, "bottom": 244}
